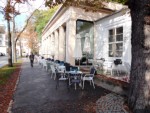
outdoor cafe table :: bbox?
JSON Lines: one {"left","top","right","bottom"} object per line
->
{"left": 66, "top": 71, "right": 83, "bottom": 90}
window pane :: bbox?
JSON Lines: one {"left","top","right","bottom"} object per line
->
{"left": 116, "top": 27, "right": 123, "bottom": 34}
{"left": 76, "top": 20, "right": 94, "bottom": 60}
{"left": 116, "top": 34, "right": 123, "bottom": 41}
{"left": 109, "top": 36, "right": 114, "bottom": 42}
{"left": 109, "top": 29, "right": 114, "bottom": 35}
{"left": 112, "top": 43, "right": 116, "bottom": 52}
{"left": 115, "top": 51, "right": 123, "bottom": 57}
{"left": 109, "top": 44, "right": 112, "bottom": 50}
{"left": 109, "top": 51, "right": 114, "bottom": 57}
{"left": 116, "top": 43, "right": 123, "bottom": 51}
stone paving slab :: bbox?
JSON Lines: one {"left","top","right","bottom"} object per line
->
{"left": 96, "top": 93, "right": 128, "bottom": 113}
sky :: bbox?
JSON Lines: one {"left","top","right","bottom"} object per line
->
{"left": 0, "top": 0, "right": 46, "bottom": 29}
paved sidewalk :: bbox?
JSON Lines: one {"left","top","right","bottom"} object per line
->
{"left": 11, "top": 58, "right": 128, "bottom": 113}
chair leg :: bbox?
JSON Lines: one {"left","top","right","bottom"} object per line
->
{"left": 66, "top": 80, "right": 70, "bottom": 91}
{"left": 54, "top": 73, "right": 56, "bottom": 80}
{"left": 75, "top": 83, "right": 76, "bottom": 90}
{"left": 51, "top": 73, "right": 53, "bottom": 78}
{"left": 49, "top": 70, "right": 52, "bottom": 76}
{"left": 92, "top": 80, "right": 95, "bottom": 89}
{"left": 82, "top": 80, "right": 85, "bottom": 89}
{"left": 69, "top": 78, "right": 71, "bottom": 85}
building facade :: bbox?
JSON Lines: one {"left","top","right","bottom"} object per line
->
{"left": 0, "top": 24, "right": 7, "bottom": 55}
{"left": 41, "top": 5, "right": 114, "bottom": 65}
{"left": 41, "top": 3, "right": 130, "bottom": 65}
{"left": 95, "top": 8, "right": 131, "bottom": 65}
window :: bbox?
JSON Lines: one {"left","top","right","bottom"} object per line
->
{"left": 108, "top": 27, "right": 123, "bottom": 57}
{"left": 76, "top": 20, "right": 94, "bottom": 59}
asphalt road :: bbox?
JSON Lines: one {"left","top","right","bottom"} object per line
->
{"left": 0, "top": 56, "right": 8, "bottom": 68}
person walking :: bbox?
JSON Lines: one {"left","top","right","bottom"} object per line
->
{"left": 29, "top": 52, "right": 34, "bottom": 67}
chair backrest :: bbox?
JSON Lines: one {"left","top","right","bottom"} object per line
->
{"left": 64, "top": 63, "right": 70, "bottom": 71}
{"left": 58, "top": 66, "right": 66, "bottom": 73}
{"left": 114, "top": 59, "right": 122, "bottom": 65}
{"left": 70, "top": 66, "right": 78, "bottom": 71}
{"left": 90, "top": 67, "right": 96, "bottom": 75}
{"left": 59, "top": 61, "right": 64, "bottom": 66}
{"left": 55, "top": 60, "right": 60, "bottom": 63}
{"left": 103, "top": 61, "right": 113, "bottom": 68}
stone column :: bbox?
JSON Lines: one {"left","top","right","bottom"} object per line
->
{"left": 46, "top": 37, "right": 48, "bottom": 58}
{"left": 44, "top": 38, "right": 47, "bottom": 58}
{"left": 41, "top": 38, "right": 44, "bottom": 56}
{"left": 66, "top": 19, "right": 76, "bottom": 65}
{"left": 43, "top": 38, "right": 45, "bottom": 57}
{"left": 51, "top": 33, "right": 55, "bottom": 59}
{"left": 48, "top": 35, "right": 51, "bottom": 58}
{"left": 58, "top": 26, "right": 65, "bottom": 61}
{"left": 54, "top": 30, "right": 59, "bottom": 60}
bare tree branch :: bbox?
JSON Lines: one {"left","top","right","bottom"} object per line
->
{"left": 15, "top": 3, "right": 44, "bottom": 43}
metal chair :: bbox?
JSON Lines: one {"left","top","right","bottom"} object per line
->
{"left": 50, "top": 65, "right": 56, "bottom": 80}
{"left": 57, "top": 66, "right": 67, "bottom": 80}
{"left": 55, "top": 69, "right": 69, "bottom": 90}
{"left": 103, "top": 61, "right": 114, "bottom": 75}
{"left": 69, "top": 71, "right": 82, "bottom": 90}
{"left": 82, "top": 66, "right": 96, "bottom": 89}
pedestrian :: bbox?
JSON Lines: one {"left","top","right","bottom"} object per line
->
{"left": 29, "top": 52, "right": 34, "bottom": 67}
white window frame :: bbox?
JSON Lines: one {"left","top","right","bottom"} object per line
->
{"left": 108, "top": 26, "right": 123, "bottom": 57}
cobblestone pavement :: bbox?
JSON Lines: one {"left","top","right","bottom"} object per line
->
{"left": 96, "top": 93, "right": 128, "bottom": 113}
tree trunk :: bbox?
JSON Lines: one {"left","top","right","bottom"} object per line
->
{"left": 12, "top": 14, "right": 17, "bottom": 63}
{"left": 19, "top": 39, "right": 22, "bottom": 57}
{"left": 128, "top": 0, "right": 150, "bottom": 113}
{"left": 14, "top": 42, "right": 17, "bottom": 62}
{"left": 7, "top": 19, "right": 13, "bottom": 67}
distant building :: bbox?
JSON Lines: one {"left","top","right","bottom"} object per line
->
{"left": 15, "top": 37, "right": 31, "bottom": 57}
{"left": 0, "top": 24, "right": 7, "bottom": 55}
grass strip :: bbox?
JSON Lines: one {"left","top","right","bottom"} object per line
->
{"left": 0, "top": 60, "right": 22, "bottom": 85}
